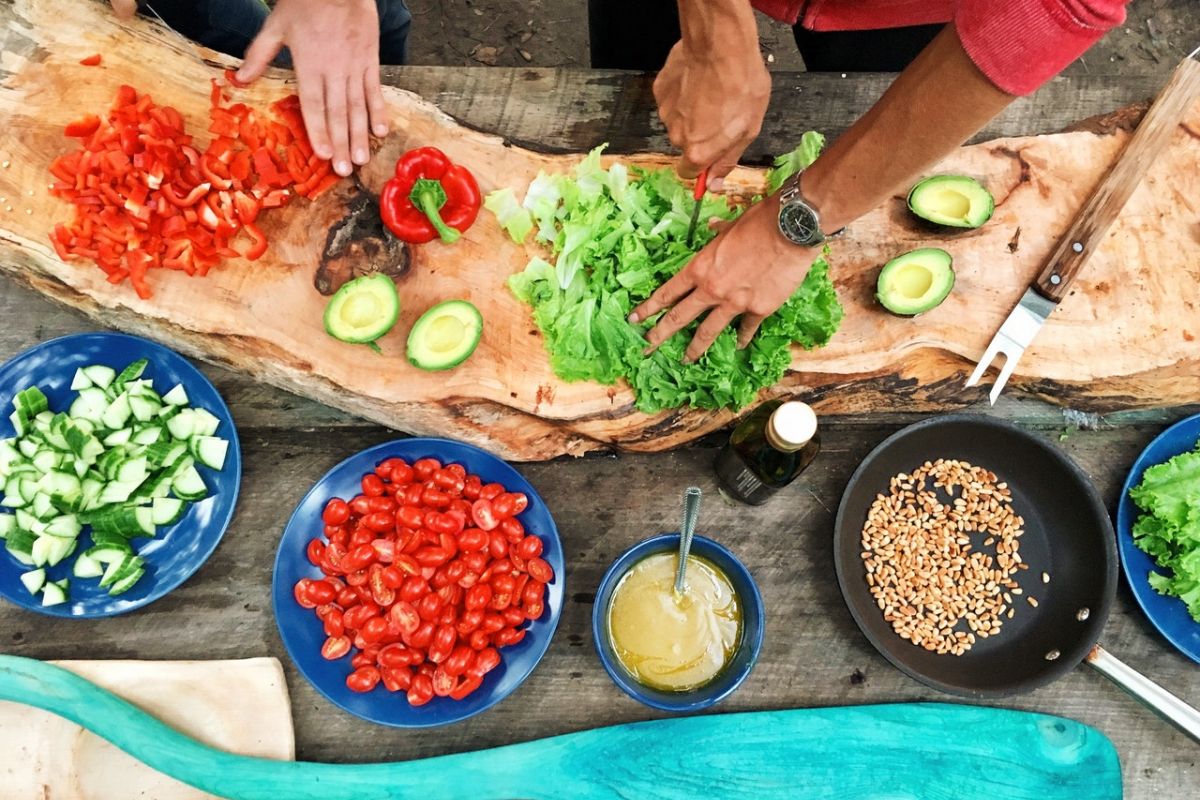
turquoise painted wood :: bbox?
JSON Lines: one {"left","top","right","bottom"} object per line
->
{"left": 0, "top": 656, "right": 1121, "bottom": 800}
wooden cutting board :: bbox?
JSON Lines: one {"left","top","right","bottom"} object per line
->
{"left": 1, "top": 0, "right": 1198, "bottom": 461}
{"left": 0, "top": 658, "right": 294, "bottom": 799}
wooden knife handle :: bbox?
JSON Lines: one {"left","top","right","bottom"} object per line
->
{"left": 1035, "top": 56, "right": 1200, "bottom": 304}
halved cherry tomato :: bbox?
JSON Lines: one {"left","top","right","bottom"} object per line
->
{"left": 472, "top": 499, "right": 499, "bottom": 531}
{"left": 449, "top": 674, "right": 482, "bottom": 700}
{"left": 413, "top": 458, "right": 441, "bottom": 481}
{"left": 407, "top": 673, "right": 434, "bottom": 706}
{"left": 469, "top": 647, "right": 501, "bottom": 677}
{"left": 321, "top": 636, "right": 351, "bottom": 660}
{"left": 347, "top": 666, "right": 381, "bottom": 693}
{"left": 527, "top": 557, "right": 554, "bottom": 583}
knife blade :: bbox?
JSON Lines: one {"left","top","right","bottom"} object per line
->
{"left": 965, "top": 48, "right": 1200, "bottom": 404}
{"left": 685, "top": 168, "right": 709, "bottom": 248}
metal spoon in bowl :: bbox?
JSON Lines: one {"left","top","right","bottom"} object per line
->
{"left": 674, "top": 487, "right": 703, "bottom": 597}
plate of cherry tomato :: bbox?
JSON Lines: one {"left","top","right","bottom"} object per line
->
{"left": 272, "top": 438, "right": 564, "bottom": 727}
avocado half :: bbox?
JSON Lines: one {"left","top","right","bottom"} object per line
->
{"left": 907, "top": 175, "right": 994, "bottom": 229}
{"left": 323, "top": 273, "right": 401, "bottom": 344}
{"left": 407, "top": 300, "right": 483, "bottom": 371}
{"left": 876, "top": 248, "right": 955, "bottom": 316}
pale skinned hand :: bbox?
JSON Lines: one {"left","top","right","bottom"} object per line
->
{"left": 628, "top": 195, "right": 815, "bottom": 362}
{"left": 236, "top": 0, "right": 388, "bottom": 177}
{"left": 653, "top": 40, "right": 771, "bottom": 191}
{"left": 107, "top": 0, "right": 136, "bottom": 19}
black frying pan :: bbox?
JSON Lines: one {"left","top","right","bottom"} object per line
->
{"left": 834, "top": 415, "right": 1200, "bottom": 740}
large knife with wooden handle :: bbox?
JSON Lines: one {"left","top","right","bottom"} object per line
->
{"left": 966, "top": 47, "right": 1200, "bottom": 404}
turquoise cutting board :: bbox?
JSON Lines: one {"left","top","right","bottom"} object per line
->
{"left": 0, "top": 656, "right": 1120, "bottom": 799}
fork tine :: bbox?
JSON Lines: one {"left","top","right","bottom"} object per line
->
{"left": 988, "top": 352, "right": 1020, "bottom": 406}
{"left": 965, "top": 339, "right": 1004, "bottom": 388}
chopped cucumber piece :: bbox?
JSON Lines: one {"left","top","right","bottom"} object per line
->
{"left": 31, "top": 491, "right": 55, "bottom": 519}
{"left": 5, "top": 529, "right": 36, "bottom": 565}
{"left": 69, "top": 387, "right": 109, "bottom": 424}
{"left": 97, "top": 479, "right": 141, "bottom": 506}
{"left": 73, "top": 553, "right": 104, "bottom": 578}
{"left": 129, "top": 394, "right": 161, "bottom": 423}
{"left": 151, "top": 496, "right": 185, "bottom": 526}
{"left": 99, "top": 553, "right": 143, "bottom": 589}
{"left": 41, "top": 580, "right": 68, "bottom": 606}
{"left": 171, "top": 464, "right": 207, "bottom": 501}
{"left": 113, "top": 359, "right": 149, "bottom": 390}
{"left": 9, "top": 410, "right": 27, "bottom": 437}
{"left": 134, "top": 506, "right": 156, "bottom": 537}
{"left": 16, "top": 387, "right": 49, "bottom": 417}
{"left": 191, "top": 408, "right": 221, "bottom": 437}
{"left": 107, "top": 566, "right": 144, "bottom": 596}
{"left": 117, "top": 456, "right": 148, "bottom": 485}
{"left": 82, "top": 365, "right": 116, "bottom": 389}
{"left": 31, "top": 450, "right": 61, "bottom": 472}
{"left": 0, "top": 513, "right": 14, "bottom": 539}
{"left": 192, "top": 436, "right": 229, "bottom": 470}
{"left": 41, "top": 535, "right": 76, "bottom": 567}
{"left": 70, "top": 368, "right": 93, "bottom": 391}
{"left": 44, "top": 514, "right": 81, "bottom": 539}
{"left": 101, "top": 394, "right": 132, "bottom": 430}
{"left": 84, "top": 544, "right": 133, "bottom": 564}
{"left": 19, "top": 567, "right": 46, "bottom": 595}
{"left": 162, "top": 384, "right": 189, "bottom": 406}
{"left": 2, "top": 476, "right": 28, "bottom": 508}
{"left": 132, "top": 426, "right": 163, "bottom": 445}
{"left": 166, "top": 409, "right": 196, "bottom": 441}
{"left": 103, "top": 428, "right": 133, "bottom": 447}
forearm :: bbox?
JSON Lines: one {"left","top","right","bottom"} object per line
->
{"left": 676, "top": 0, "right": 758, "bottom": 53}
{"left": 803, "top": 23, "right": 1014, "bottom": 232}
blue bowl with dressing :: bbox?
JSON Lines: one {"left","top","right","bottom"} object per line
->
{"left": 592, "top": 533, "right": 764, "bottom": 712}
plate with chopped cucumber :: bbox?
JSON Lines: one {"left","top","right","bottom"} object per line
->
{"left": 0, "top": 333, "right": 240, "bottom": 617}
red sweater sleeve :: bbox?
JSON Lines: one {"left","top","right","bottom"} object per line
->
{"left": 956, "top": 0, "right": 1128, "bottom": 95}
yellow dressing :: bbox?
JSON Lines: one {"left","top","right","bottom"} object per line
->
{"left": 607, "top": 552, "right": 741, "bottom": 692}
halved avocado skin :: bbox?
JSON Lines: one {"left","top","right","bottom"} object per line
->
{"left": 407, "top": 300, "right": 484, "bottom": 371}
{"left": 907, "top": 175, "right": 994, "bottom": 229}
{"left": 876, "top": 247, "right": 955, "bottom": 317}
{"left": 323, "top": 273, "right": 401, "bottom": 344}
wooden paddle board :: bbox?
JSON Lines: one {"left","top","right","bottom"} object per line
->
{"left": 0, "top": 658, "right": 294, "bottom": 799}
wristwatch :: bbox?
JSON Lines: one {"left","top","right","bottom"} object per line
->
{"left": 777, "top": 172, "right": 842, "bottom": 246}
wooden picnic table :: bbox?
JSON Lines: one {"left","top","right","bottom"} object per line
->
{"left": 1, "top": 66, "right": 1198, "bottom": 797}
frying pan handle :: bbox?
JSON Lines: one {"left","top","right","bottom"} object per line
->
{"left": 1086, "top": 645, "right": 1200, "bottom": 744}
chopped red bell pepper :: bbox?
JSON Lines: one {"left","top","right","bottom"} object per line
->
{"left": 379, "top": 147, "right": 480, "bottom": 244}
{"left": 64, "top": 115, "right": 101, "bottom": 138}
{"left": 79, "top": 54, "right": 103, "bottom": 67}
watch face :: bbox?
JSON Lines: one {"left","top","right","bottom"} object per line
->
{"left": 780, "top": 202, "right": 821, "bottom": 245}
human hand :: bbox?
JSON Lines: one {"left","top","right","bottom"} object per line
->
{"left": 236, "top": 0, "right": 389, "bottom": 177}
{"left": 107, "top": 0, "right": 136, "bottom": 19}
{"left": 653, "top": 38, "right": 770, "bottom": 190}
{"left": 628, "top": 195, "right": 813, "bottom": 362}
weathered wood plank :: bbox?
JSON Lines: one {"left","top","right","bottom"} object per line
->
{"left": 3, "top": 279, "right": 1195, "bottom": 433}
{"left": 390, "top": 67, "right": 1168, "bottom": 156}
{"left": 2, "top": 424, "right": 1197, "bottom": 797}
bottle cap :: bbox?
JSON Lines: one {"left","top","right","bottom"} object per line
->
{"left": 766, "top": 401, "right": 817, "bottom": 452}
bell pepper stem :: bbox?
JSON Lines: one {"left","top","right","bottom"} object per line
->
{"left": 410, "top": 179, "right": 461, "bottom": 244}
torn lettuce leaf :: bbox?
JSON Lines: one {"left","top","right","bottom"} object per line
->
{"left": 501, "top": 136, "right": 842, "bottom": 413}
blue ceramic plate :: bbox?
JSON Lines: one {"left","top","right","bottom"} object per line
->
{"left": 1116, "top": 413, "right": 1200, "bottom": 664}
{"left": 273, "top": 438, "right": 564, "bottom": 728}
{"left": 0, "top": 332, "right": 241, "bottom": 618}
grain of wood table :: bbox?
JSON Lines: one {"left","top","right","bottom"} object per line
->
{"left": 1, "top": 66, "right": 1198, "bottom": 798}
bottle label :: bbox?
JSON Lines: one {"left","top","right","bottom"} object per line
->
{"left": 730, "top": 466, "right": 771, "bottom": 504}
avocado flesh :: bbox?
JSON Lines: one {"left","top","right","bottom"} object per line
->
{"left": 907, "top": 175, "right": 994, "bottom": 229}
{"left": 408, "top": 300, "right": 483, "bottom": 371}
{"left": 876, "top": 248, "right": 955, "bottom": 316}
{"left": 324, "top": 274, "right": 401, "bottom": 343}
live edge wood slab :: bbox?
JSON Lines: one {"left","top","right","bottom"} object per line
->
{"left": 1, "top": 0, "right": 1198, "bottom": 460}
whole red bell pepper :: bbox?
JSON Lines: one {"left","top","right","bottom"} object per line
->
{"left": 379, "top": 146, "right": 480, "bottom": 244}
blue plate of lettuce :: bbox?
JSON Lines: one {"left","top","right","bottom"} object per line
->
{"left": 1116, "top": 413, "right": 1200, "bottom": 664}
